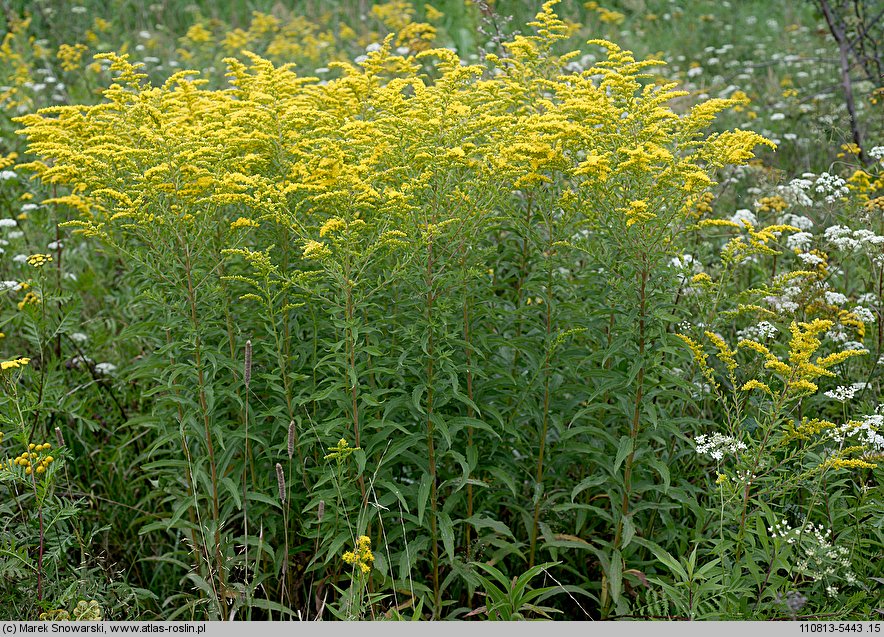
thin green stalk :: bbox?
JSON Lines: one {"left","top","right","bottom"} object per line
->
{"left": 462, "top": 282, "right": 475, "bottom": 559}
{"left": 425, "top": 237, "right": 441, "bottom": 618}
{"left": 344, "top": 261, "right": 367, "bottom": 503}
{"left": 529, "top": 249, "right": 555, "bottom": 568}
{"left": 511, "top": 194, "right": 534, "bottom": 380}
{"left": 166, "top": 327, "right": 205, "bottom": 588}
{"left": 613, "top": 262, "right": 648, "bottom": 551}
{"left": 605, "top": 261, "right": 649, "bottom": 619}
{"left": 183, "top": 243, "right": 226, "bottom": 618}
{"left": 242, "top": 339, "right": 252, "bottom": 619}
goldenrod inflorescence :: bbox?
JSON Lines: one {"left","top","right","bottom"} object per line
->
{"left": 342, "top": 535, "right": 374, "bottom": 575}
{"left": 15, "top": 2, "right": 772, "bottom": 261}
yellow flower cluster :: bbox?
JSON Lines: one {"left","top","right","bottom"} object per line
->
{"left": 324, "top": 438, "right": 359, "bottom": 461}
{"left": 684, "top": 192, "right": 714, "bottom": 219}
{"left": 825, "top": 458, "right": 878, "bottom": 470}
{"left": 0, "top": 15, "right": 36, "bottom": 109}
{"left": 10, "top": 442, "right": 54, "bottom": 475}
{"left": 738, "top": 320, "right": 867, "bottom": 396}
{"left": 57, "top": 43, "right": 88, "bottom": 72}
{"left": 716, "top": 222, "right": 799, "bottom": 264}
{"left": 17, "top": 291, "right": 40, "bottom": 310}
{"left": 755, "top": 195, "right": 788, "bottom": 213}
{"left": 342, "top": 535, "right": 374, "bottom": 575}
{"left": 1, "top": 357, "right": 30, "bottom": 370}
{"left": 15, "top": 2, "right": 772, "bottom": 258}
{"left": 302, "top": 240, "right": 331, "bottom": 261}
{"left": 676, "top": 333, "right": 718, "bottom": 390}
{"left": 319, "top": 217, "right": 347, "bottom": 237}
{"left": 171, "top": 8, "right": 377, "bottom": 67}
{"left": 680, "top": 316, "right": 867, "bottom": 401}
{"left": 0, "top": 151, "right": 18, "bottom": 171}
{"left": 784, "top": 418, "right": 836, "bottom": 441}
{"left": 740, "top": 379, "right": 772, "bottom": 395}
{"left": 26, "top": 253, "right": 53, "bottom": 268}
{"left": 586, "top": 2, "right": 626, "bottom": 25}
{"left": 230, "top": 217, "right": 259, "bottom": 230}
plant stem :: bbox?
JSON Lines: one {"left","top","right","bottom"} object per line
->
{"left": 529, "top": 247, "right": 555, "bottom": 568}
{"left": 425, "top": 237, "right": 441, "bottom": 618}
{"left": 462, "top": 283, "right": 475, "bottom": 560}
{"left": 183, "top": 243, "right": 225, "bottom": 618}
{"left": 344, "top": 263, "right": 367, "bottom": 503}
{"left": 166, "top": 327, "right": 205, "bottom": 588}
{"left": 606, "top": 261, "right": 648, "bottom": 617}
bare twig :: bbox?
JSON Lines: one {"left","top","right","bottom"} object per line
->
{"left": 816, "top": 0, "right": 871, "bottom": 165}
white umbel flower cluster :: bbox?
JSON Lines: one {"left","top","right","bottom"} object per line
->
{"left": 695, "top": 433, "right": 747, "bottom": 461}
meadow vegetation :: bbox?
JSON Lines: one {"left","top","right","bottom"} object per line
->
{"left": 0, "top": 0, "right": 882, "bottom": 621}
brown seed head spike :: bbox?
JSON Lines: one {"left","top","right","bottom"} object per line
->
{"left": 244, "top": 340, "right": 252, "bottom": 389}
{"left": 287, "top": 420, "right": 295, "bottom": 460}
{"left": 276, "top": 463, "right": 286, "bottom": 504}
{"left": 55, "top": 426, "right": 65, "bottom": 448}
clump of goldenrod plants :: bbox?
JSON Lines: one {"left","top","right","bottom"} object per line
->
{"left": 3, "top": 0, "right": 882, "bottom": 621}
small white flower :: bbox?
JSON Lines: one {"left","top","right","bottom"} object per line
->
{"left": 786, "top": 231, "right": 813, "bottom": 251}
{"left": 737, "top": 321, "right": 778, "bottom": 341}
{"left": 94, "top": 362, "right": 117, "bottom": 375}
{"left": 70, "top": 332, "right": 88, "bottom": 344}
{"left": 824, "top": 225, "right": 860, "bottom": 251}
{"left": 824, "top": 291, "right": 848, "bottom": 306}
{"left": 781, "top": 214, "right": 813, "bottom": 231}
{"left": 824, "top": 385, "right": 858, "bottom": 402}
{"left": 797, "top": 252, "right": 824, "bottom": 266}
{"left": 730, "top": 209, "right": 757, "bottom": 227}
{"left": 695, "top": 432, "right": 747, "bottom": 460}
{"left": 757, "top": 321, "right": 778, "bottom": 338}
{"left": 852, "top": 306, "right": 875, "bottom": 323}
